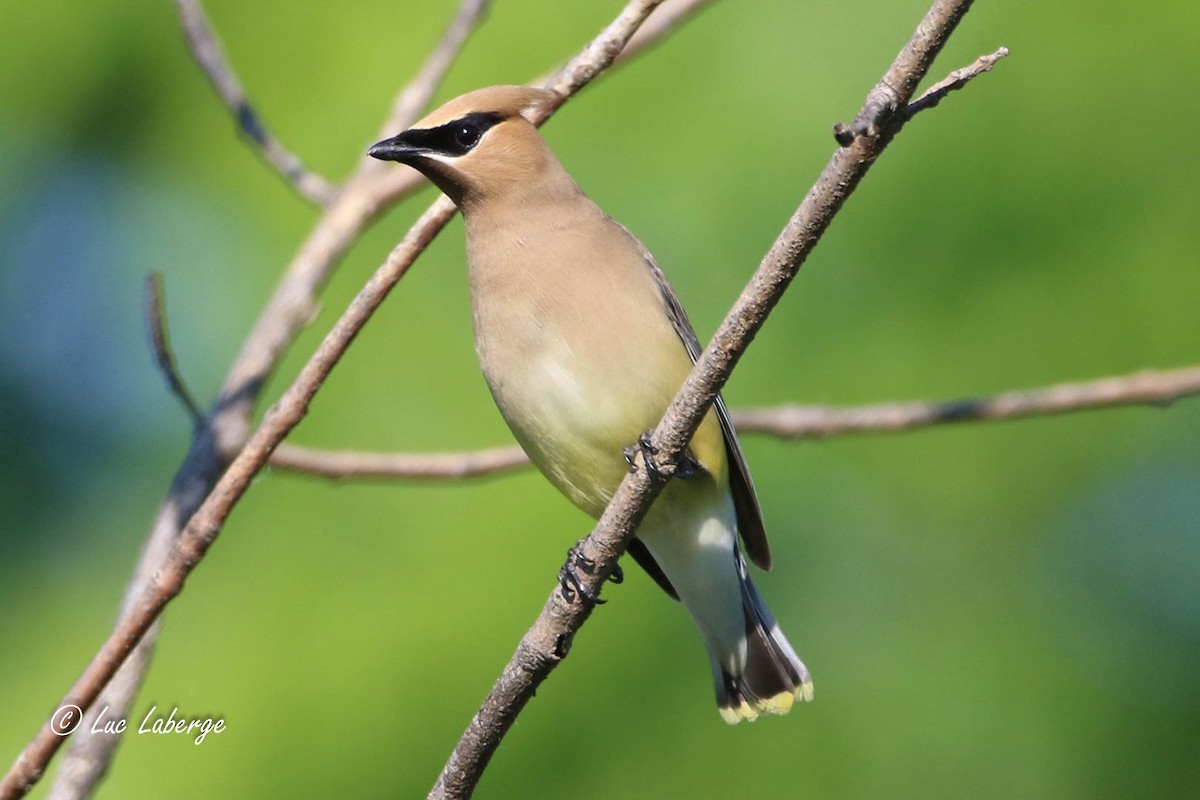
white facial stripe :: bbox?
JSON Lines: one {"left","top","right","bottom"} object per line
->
{"left": 420, "top": 151, "right": 458, "bottom": 166}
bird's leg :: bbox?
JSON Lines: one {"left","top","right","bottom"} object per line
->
{"left": 624, "top": 430, "right": 699, "bottom": 480}
{"left": 675, "top": 448, "right": 698, "bottom": 480}
{"left": 558, "top": 544, "right": 620, "bottom": 605}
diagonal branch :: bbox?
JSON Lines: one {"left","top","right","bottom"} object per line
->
{"left": 903, "top": 45, "right": 1010, "bottom": 121}
{"left": 832, "top": 0, "right": 982, "bottom": 145}
{"left": 624, "top": 0, "right": 718, "bottom": 53}
{"left": 174, "top": 0, "right": 338, "bottom": 206}
{"left": 835, "top": 44, "right": 1008, "bottom": 144}
{"left": 0, "top": 3, "right": 672, "bottom": 798}
{"left": 265, "top": 364, "right": 1200, "bottom": 480}
{"left": 428, "top": 1, "right": 994, "bottom": 797}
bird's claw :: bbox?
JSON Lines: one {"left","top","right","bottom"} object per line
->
{"left": 558, "top": 545, "right": 620, "bottom": 605}
{"left": 624, "top": 430, "right": 698, "bottom": 480}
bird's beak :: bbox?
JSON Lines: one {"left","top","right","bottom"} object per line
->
{"left": 367, "top": 133, "right": 422, "bottom": 163}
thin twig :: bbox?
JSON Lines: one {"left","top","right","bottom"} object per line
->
{"left": 0, "top": 3, "right": 670, "bottom": 798}
{"left": 832, "top": 0, "right": 985, "bottom": 146}
{"left": 734, "top": 365, "right": 1200, "bottom": 438}
{"left": 902, "top": 45, "right": 1010, "bottom": 120}
{"left": 143, "top": 271, "right": 204, "bottom": 427}
{"left": 271, "top": 442, "right": 529, "bottom": 480}
{"left": 428, "top": 2, "right": 986, "bottom": 797}
{"left": 624, "top": 0, "right": 717, "bottom": 54}
{"left": 174, "top": 0, "right": 337, "bottom": 206}
{"left": 265, "top": 365, "right": 1200, "bottom": 480}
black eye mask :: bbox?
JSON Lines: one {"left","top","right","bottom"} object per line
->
{"left": 393, "top": 112, "right": 504, "bottom": 158}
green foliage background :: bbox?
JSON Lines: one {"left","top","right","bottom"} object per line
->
{"left": 2, "top": 1, "right": 1198, "bottom": 797}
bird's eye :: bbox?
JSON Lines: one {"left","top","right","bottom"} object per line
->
{"left": 455, "top": 123, "right": 482, "bottom": 150}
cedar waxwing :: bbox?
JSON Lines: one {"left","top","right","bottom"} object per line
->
{"left": 368, "top": 85, "right": 812, "bottom": 723}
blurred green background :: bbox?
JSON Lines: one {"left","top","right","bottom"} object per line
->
{"left": 2, "top": 0, "right": 1198, "bottom": 797}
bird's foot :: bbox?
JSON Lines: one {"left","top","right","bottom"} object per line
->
{"left": 558, "top": 545, "right": 622, "bottom": 605}
{"left": 624, "top": 430, "right": 698, "bottom": 480}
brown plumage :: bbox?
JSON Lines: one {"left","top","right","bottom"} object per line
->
{"left": 369, "top": 86, "right": 811, "bottom": 722}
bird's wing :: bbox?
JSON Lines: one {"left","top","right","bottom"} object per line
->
{"left": 617, "top": 222, "right": 773, "bottom": 571}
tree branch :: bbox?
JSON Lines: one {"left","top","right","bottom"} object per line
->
{"left": 902, "top": 45, "right": 1010, "bottom": 122}
{"left": 832, "top": 0, "right": 979, "bottom": 145}
{"left": 624, "top": 0, "right": 718, "bottom": 54}
{"left": 271, "top": 442, "right": 529, "bottom": 481}
{"left": 0, "top": 3, "right": 673, "bottom": 798}
{"left": 143, "top": 271, "right": 203, "bottom": 428}
{"left": 265, "top": 365, "right": 1200, "bottom": 481}
{"left": 836, "top": 43, "right": 1008, "bottom": 144}
{"left": 428, "top": 2, "right": 994, "bottom": 797}
{"left": 734, "top": 365, "right": 1200, "bottom": 438}
{"left": 174, "top": 0, "right": 338, "bottom": 206}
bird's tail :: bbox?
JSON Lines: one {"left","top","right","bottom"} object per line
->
{"left": 713, "top": 550, "right": 813, "bottom": 724}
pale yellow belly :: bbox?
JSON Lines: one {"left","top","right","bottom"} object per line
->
{"left": 483, "top": 330, "right": 725, "bottom": 518}
{"left": 488, "top": 336, "right": 675, "bottom": 515}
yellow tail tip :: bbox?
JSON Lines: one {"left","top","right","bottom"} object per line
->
{"left": 718, "top": 681, "right": 814, "bottom": 724}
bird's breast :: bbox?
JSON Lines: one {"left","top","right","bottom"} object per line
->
{"left": 467, "top": 240, "right": 692, "bottom": 516}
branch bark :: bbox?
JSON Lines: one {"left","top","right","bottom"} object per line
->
{"left": 0, "top": 2, "right": 678, "bottom": 798}
{"left": 903, "top": 45, "right": 1009, "bottom": 121}
{"left": 271, "top": 442, "right": 530, "bottom": 480}
{"left": 733, "top": 365, "right": 1200, "bottom": 437}
{"left": 265, "top": 364, "right": 1200, "bottom": 480}
{"left": 428, "top": 1, "right": 994, "bottom": 797}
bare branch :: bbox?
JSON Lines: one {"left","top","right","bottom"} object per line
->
{"left": 736, "top": 365, "right": 1200, "bottom": 437}
{"left": 271, "top": 442, "right": 529, "bottom": 480}
{"left": 734, "top": 366, "right": 1200, "bottom": 438}
{"left": 902, "top": 46, "right": 1010, "bottom": 121}
{"left": 265, "top": 365, "right": 1200, "bottom": 481}
{"left": 624, "top": 0, "right": 718, "bottom": 56}
{"left": 0, "top": 3, "right": 671, "bottom": 797}
{"left": 174, "top": 0, "right": 337, "bottom": 206}
{"left": 143, "top": 271, "right": 203, "bottom": 427}
{"left": 833, "top": 0, "right": 980, "bottom": 146}
{"left": 429, "top": 2, "right": 985, "bottom": 797}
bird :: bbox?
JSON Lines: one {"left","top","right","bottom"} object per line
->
{"left": 368, "top": 85, "right": 812, "bottom": 723}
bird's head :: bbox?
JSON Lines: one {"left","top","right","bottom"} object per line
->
{"left": 368, "top": 85, "right": 562, "bottom": 207}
